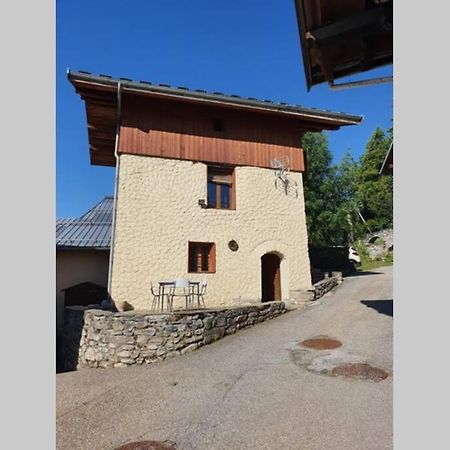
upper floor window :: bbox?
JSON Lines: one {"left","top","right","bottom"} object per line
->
{"left": 213, "top": 118, "right": 225, "bottom": 132}
{"left": 207, "top": 166, "right": 235, "bottom": 209}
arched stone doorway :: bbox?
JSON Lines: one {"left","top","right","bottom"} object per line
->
{"left": 261, "top": 253, "right": 282, "bottom": 302}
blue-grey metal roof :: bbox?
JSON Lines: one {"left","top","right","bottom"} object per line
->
{"left": 56, "top": 196, "right": 113, "bottom": 249}
{"left": 68, "top": 70, "right": 363, "bottom": 125}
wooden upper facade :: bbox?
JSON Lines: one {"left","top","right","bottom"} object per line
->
{"left": 69, "top": 71, "right": 362, "bottom": 171}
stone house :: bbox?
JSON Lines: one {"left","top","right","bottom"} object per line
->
{"left": 56, "top": 196, "right": 112, "bottom": 334}
{"left": 68, "top": 71, "right": 361, "bottom": 310}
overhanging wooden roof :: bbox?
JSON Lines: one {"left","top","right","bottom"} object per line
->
{"left": 68, "top": 70, "right": 362, "bottom": 166}
{"left": 294, "top": 0, "right": 393, "bottom": 90}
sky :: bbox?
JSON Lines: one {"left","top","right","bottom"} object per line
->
{"left": 56, "top": 0, "right": 392, "bottom": 218}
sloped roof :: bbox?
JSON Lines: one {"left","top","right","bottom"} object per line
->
{"left": 294, "top": 0, "right": 393, "bottom": 90}
{"left": 68, "top": 70, "right": 363, "bottom": 123}
{"left": 56, "top": 196, "right": 113, "bottom": 249}
{"left": 68, "top": 70, "right": 363, "bottom": 166}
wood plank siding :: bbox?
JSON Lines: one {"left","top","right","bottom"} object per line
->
{"left": 118, "top": 95, "right": 306, "bottom": 172}
{"left": 69, "top": 72, "right": 362, "bottom": 169}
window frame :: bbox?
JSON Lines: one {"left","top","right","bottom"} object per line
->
{"left": 206, "top": 165, "right": 236, "bottom": 210}
{"left": 213, "top": 118, "right": 225, "bottom": 132}
{"left": 188, "top": 241, "right": 216, "bottom": 274}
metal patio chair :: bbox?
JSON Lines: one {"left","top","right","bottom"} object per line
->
{"left": 150, "top": 281, "right": 162, "bottom": 311}
{"left": 169, "top": 278, "right": 192, "bottom": 310}
{"left": 196, "top": 279, "right": 207, "bottom": 308}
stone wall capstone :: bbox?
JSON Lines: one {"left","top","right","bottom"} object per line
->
{"left": 60, "top": 302, "right": 286, "bottom": 369}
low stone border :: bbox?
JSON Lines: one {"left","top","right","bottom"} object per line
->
{"left": 59, "top": 302, "right": 286, "bottom": 370}
{"left": 313, "top": 272, "right": 342, "bottom": 300}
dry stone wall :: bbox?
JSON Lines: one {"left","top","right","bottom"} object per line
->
{"left": 313, "top": 273, "right": 342, "bottom": 300}
{"left": 60, "top": 302, "right": 286, "bottom": 369}
{"left": 364, "top": 229, "right": 394, "bottom": 259}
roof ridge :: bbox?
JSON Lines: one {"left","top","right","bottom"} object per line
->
{"left": 56, "top": 196, "right": 113, "bottom": 249}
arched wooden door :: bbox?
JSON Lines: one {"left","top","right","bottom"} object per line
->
{"left": 261, "top": 253, "right": 281, "bottom": 302}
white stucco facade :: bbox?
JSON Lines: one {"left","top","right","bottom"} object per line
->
{"left": 110, "top": 154, "right": 312, "bottom": 310}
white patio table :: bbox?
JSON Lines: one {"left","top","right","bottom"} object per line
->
{"left": 158, "top": 280, "right": 200, "bottom": 311}
{"left": 157, "top": 281, "right": 175, "bottom": 311}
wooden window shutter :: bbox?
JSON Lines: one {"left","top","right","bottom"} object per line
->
{"left": 188, "top": 242, "right": 216, "bottom": 273}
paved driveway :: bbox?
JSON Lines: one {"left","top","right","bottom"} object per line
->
{"left": 56, "top": 267, "right": 393, "bottom": 450}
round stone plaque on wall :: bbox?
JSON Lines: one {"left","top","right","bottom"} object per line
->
{"left": 228, "top": 240, "right": 239, "bottom": 251}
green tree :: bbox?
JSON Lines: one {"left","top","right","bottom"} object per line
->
{"left": 334, "top": 151, "right": 365, "bottom": 241}
{"left": 302, "top": 132, "right": 354, "bottom": 247}
{"left": 302, "top": 127, "right": 393, "bottom": 248}
{"left": 357, "top": 127, "right": 393, "bottom": 231}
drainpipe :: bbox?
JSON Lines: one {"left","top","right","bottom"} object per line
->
{"left": 328, "top": 76, "right": 393, "bottom": 91}
{"left": 107, "top": 82, "right": 122, "bottom": 304}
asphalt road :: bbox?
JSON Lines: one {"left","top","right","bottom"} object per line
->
{"left": 56, "top": 266, "right": 393, "bottom": 450}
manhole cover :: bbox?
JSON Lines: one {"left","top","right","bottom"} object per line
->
{"left": 331, "top": 363, "right": 389, "bottom": 382}
{"left": 114, "top": 441, "right": 176, "bottom": 450}
{"left": 301, "top": 337, "right": 342, "bottom": 350}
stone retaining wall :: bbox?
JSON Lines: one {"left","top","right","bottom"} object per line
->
{"left": 60, "top": 302, "right": 286, "bottom": 370}
{"left": 364, "top": 228, "right": 394, "bottom": 259}
{"left": 313, "top": 272, "right": 342, "bottom": 300}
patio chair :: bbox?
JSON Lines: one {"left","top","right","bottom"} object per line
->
{"left": 169, "top": 278, "right": 191, "bottom": 310}
{"left": 150, "top": 281, "right": 162, "bottom": 311}
{"left": 196, "top": 279, "right": 207, "bottom": 308}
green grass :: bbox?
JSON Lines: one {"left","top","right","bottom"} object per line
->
{"left": 359, "top": 257, "right": 393, "bottom": 272}
{"left": 354, "top": 242, "right": 393, "bottom": 272}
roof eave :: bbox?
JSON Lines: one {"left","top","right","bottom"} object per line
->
{"left": 293, "top": 0, "right": 313, "bottom": 91}
{"left": 56, "top": 246, "right": 110, "bottom": 250}
{"left": 68, "top": 70, "right": 363, "bottom": 127}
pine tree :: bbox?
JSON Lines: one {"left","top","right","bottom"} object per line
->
{"left": 357, "top": 128, "right": 393, "bottom": 231}
{"left": 303, "top": 133, "right": 353, "bottom": 246}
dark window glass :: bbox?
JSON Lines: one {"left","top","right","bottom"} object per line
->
{"left": 220, "top": 184, "right": 230, "bottom": 209}
{"left": 213, "top": 119, "right": 224, "bottom": 132}
{"left": 207, "top": 182, "right": 217, "bottom": 208}
{"left": 201, "top": 248, "right": 208, "bottom": 271}
{"left": 207, "top": 166, "right": 234, "bottom": 210}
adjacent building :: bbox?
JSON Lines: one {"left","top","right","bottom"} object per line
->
{"left": 56, "top": 196, "right": 112, "bottom": 333}
{"left": 294, "top": 0, "right": 393, "bottom": 90}
{"left": 68, "top": 70, "right": 362, "bottom": 310}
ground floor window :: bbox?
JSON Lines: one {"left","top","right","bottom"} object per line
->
{"left": 188, "top": 242, "right": 216, "bottom": 273}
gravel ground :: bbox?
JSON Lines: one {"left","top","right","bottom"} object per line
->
{"left": 57, "top": 267, "right": 393, "bottom": 450}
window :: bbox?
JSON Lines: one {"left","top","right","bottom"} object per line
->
{"left": 207, "top": 166, "right": 235, "bottom": 209}
{"left": 213, "top": 118, "right": 225, "bottom": 132}
{"left": 188, "top": 242, "right": 216, "bottom": 273}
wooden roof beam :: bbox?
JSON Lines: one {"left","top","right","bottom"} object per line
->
{"left": 305, "top": 2, "right": 392, "bottom": 46}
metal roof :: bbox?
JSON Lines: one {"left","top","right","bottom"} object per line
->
{"left": 68, "top": 70, "right": 363, "bottom": 124}
{"left": 56, "top": 196, "right": 113, "bottom": 249}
